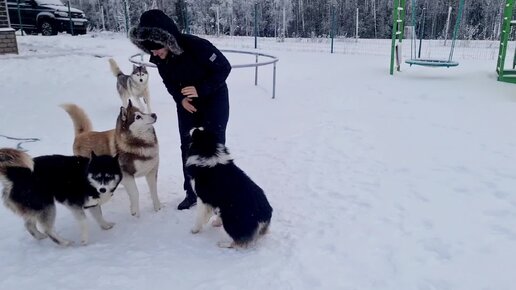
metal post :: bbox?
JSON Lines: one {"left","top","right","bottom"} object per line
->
{"left": 101, "top": 5, "right": 106, "bottom": 31}
{"left": 16, "top": 0, "right": 23, "bottom": 36}
{"left": 184, "top": 4, "right": 189, "bottom": 34}
{"left": 330, "top": 5, "right": 335, "bottom": 53}
{"left": 373, "top": 0, "right": 377, "bottom": 38}
{"left": 390, "top": 0, "right": 405, "bottom": 75}
{"left": 448, "top": 0, "right": 464, "bottom": 62}
{"left": 216, "top": 6, "right": 220, "bottom": 36}
{"left": 124, "top": 0, "right": 129, "bottom": 36}
{"left": 444, "top": 6, "right": 452, "bottom": 45}
{"left": 282, "top": 5, "right": 286, "bottom": 38}
{"left": 255, "top": 54, "right": 258, "bottom": 86}
{"left": 355, "top": 7, "right": 359, "bottom": 42}
{"left": 67, "top": 1, "right": 74, "bottom": 35}
{"left": 418, "top": 7, "right": 426, "bottom": 58}
{"left": 254, "top": 3, "right": 258, "bottom": 49}
{"left": 272, "top": 62, "right": 276, "bottom": 99}
{"left": 390, "top": 0, "right": 399, "bottom": 75}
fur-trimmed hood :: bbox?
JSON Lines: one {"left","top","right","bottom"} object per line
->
{"left": 129, "top": 9, "right": 184, "bottom": 56}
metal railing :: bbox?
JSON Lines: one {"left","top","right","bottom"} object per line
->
{"left": 129, "top": 49, "right": 279, "bottom": 99}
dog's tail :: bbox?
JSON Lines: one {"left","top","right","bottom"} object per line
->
{"left": 0, "top": 148, "right": 34, "bottom": 173}
{"left": 60, "top": 103, "right": 93, "bottom": 136}
{"left": 108, "top": 58, "right": 123, "bottom": 77}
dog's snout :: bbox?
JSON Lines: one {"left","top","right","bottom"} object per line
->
{"left": 99, "top": 187, "right": 107, "bottom": 193}
{"left": 151, "top": 113, "right": 157, "bottom": 120}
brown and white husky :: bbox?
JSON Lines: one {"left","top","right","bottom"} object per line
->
{"left": 109, "top": 58, "right": 151, "bottom": 113}
{"left": 60, "top": 101, "right": 161, "bottom": 217}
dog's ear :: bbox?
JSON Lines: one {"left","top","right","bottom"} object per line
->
{"left": 90, "top": 151, "right": 97, "bottom": 159}
{"left": 113, "top": 154, "right": 119, "bottom": 161}
{"left": 189, "top": 127, "right": 196, "bottom": 137}
{"left": 127, "top": 99, "right": 133, "bottom": 109}
{"left": 120, "top": 106, "right": 127, "bottom": 122}
{"left": 191, "top": 128, "right": 203, "bottom": 141}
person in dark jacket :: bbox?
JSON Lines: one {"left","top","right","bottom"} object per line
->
{"left": 129, "top": 9, "right": 231, "bottom": 210}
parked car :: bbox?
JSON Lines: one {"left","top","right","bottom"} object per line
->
{"left": 7, "top": 0, "right": 88, "bottom": 36}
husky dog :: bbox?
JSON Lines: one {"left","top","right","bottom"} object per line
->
{"left": 187, "top": 128, "right": 273, "bottom": 248}
{"left": 60, "top": 101, "right": 161, "bottom": 217}
{"left": 0, "top": 148, "right": 122, "bottom": 246}
{"left": 109, "top": 58, "right": 151, "bottom": 113}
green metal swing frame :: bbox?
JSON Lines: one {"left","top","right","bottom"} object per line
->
{"left": 496, "top": 0, "right": 516, "bottom": 84}
{"left": 390, "top": 0, "right": 465, "bottom": 74}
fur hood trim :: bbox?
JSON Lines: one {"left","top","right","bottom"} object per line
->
{"left": 129, "top": 26, "right": 183, "bottom": 56}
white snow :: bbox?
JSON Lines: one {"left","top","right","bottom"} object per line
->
{"left": 1, "top": 33, "right": 516, "bottom": 290}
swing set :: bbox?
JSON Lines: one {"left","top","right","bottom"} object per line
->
{"left": 390, "top": 0, "right": 465, "bottom": 75}
{"left": 496, "top": 0, "right": 516, "bottom": 84}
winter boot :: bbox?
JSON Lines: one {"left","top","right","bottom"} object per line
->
{"left": 177, "top": 192, "right": 197, "bottom": 210}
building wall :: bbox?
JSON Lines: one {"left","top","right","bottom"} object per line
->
{"left": 0, "top": 0, "right": 18, "bottom": 54}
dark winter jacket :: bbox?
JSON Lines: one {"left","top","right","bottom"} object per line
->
{"left": 129, "top": 10, "right": 232, "bottom": 105}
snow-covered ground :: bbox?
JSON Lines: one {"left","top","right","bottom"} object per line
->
{"left": 1, "top": 32, "right": 516, "bottom": 290}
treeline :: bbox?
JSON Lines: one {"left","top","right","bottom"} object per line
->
{"left": 73, "top": 0, "right": 508, "bottom": 40}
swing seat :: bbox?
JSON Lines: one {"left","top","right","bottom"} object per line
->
{"left": 405, "top": 58, "right": 459, "bottom": 67}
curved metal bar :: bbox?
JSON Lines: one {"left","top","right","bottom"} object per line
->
{"left": 129, "top": 49, "right": 279, "bottom": 99}
{"left": 129, "top": 50, "right": 279, "bottom": 68}
{"left": 220, "top": 49, "right": 279, "bottom": 68}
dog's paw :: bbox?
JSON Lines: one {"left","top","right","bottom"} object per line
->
{"left": 101, "top": 222, "right": 115, "bottom": 230}
{"left": 191, "top": 227, "right": 201, "bottom": 234}
{"left": 211, "top": 216, "right": 223, "bottom": 227}
{"left": 81, "top": 239, "right": 89, "bottom": 246}
{"left": 153, "top": 203, "right": 162, "bottom": 212}
{"left": 131, "top": 210, "right": 140, "bottom": 218}
{"left": 217, "top": 240, "right": 234, "bottom": 248}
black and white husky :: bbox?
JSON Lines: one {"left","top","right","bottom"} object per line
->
{"left": 0, "top": 148, "right": 122, "bottom": 246}
{"left": 186, "top": 128, "right": 273, "bottom": 248}
{"left": 109, "top": 58, "right": 151, "bottom": 113}
{"left": 61, "top": 100, "right": 161, "bottom": 218}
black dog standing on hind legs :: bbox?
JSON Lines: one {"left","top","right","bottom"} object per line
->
{"left": 186, "top": 128, "right": 273, "bottom": 248}
{"left": 0, "top": 148, "right": 122, "bottom": 246}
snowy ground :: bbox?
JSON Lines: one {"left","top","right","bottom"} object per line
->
{"left": 1, "top": 33, "right": 516, "bottom": 290}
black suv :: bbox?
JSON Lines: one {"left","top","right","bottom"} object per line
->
{"left": 7, "top": 0, "right": 88, "bottom": 35}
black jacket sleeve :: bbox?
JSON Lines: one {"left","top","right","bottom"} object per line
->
{"left": 164, "top": 81, "right": 184, "bottom": 105}
{"left": 151, "top": 55, "right": 185, "bottom": 105}
{"left": 189, "top": 39, "right": 232, "bottom": 98}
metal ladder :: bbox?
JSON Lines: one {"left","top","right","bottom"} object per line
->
{"left": 496, "top": 0, "right": 516, "bottom": 83}
{"left": 390, "top": 0, "right": 407, "bottom": 75}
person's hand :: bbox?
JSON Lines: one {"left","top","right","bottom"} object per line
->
{"left": 181, "top": 86, "right": 198, "bottom": 98}
{"left": 182, "top": 97, "right": 197, "bottom": 113}
{"left": 181, "top": 86, "right": 198, "bottom": 113}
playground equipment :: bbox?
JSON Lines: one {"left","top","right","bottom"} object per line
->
{"left": 496, "top": 0, "right": 516, "bottom": 84}
{"left": 130, "top": 50, "right": 279, "bottom": 99}
{"left": 390, "top": 0, "right": 465, "bottom": 74}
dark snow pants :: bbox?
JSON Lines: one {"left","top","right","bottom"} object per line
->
{"left": 176, "top": 85, "right": 230, "bottom": 197}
